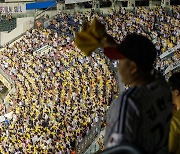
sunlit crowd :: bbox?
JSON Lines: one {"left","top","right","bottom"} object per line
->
{"left": 0, "top": 5, "right": 179, "bottom": 153}
{"left": 0, "top": 15, "right": 118, "bottom": 153}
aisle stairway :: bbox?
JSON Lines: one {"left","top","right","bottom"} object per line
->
{"left": 84, "top": 129, "right": 105, "bottom": 154}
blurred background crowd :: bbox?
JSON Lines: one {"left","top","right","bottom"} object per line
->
{"left": 0, "top": 2, "right": 179, "bottom": 154}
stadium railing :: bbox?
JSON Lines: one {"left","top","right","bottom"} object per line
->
{"left": 11, "top": 12, "right": 36, "bottom": 19}
{"left": 164, "top": 60, "right": 180, "bottom": 75}
{"left": 84, "top": 129, "right": 105, "bottom": 154}
{"left": 75, "top": 121, "right": 102, "bottom": 154}
{"left": 35, "top": 1, "right": 57, "bottom": 21}
{"left": 160, "top": 44, "right": 180, "bottom": 59}
{"left": 0, "top": 60, "right": 15, "bottom": 89}
{"left": 0, "top": 66, "right": 15, "bottom": 124}
{"left": 158, "top": 43, "right": 180, "bottom": 75}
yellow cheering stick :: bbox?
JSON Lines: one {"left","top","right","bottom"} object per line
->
{"left": 75, "top": 18, "right": 116, "bottom": 56}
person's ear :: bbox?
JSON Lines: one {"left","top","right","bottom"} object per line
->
{"left": 129, "top": 61, "right": 138, "bottom": 75}
{"left": 174, "top": 89, "right": 180, "bottom": 96}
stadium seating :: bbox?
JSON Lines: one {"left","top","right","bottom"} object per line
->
{"left": 0, "top": 5, "right": 179, "bottom": 153}
{"left": 0, "top": 24, "right": 118, "bottom": 153}
{"left": 0, "top": 18, "right": 16, "bottom": 32}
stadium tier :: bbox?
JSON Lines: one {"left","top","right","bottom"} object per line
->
{"left": 0, "top": 1, "right": 179, "bottom": 154}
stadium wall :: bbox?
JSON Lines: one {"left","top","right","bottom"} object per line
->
{"left": 63, "top": 7, "right": 113, "bottom": 15}
{"left": 0, "top": 17, "right": 34, "bottom": 46}
{"left": 5, "top": 0, "right": 34, "bottom": 2}
{"left": 26, "top": 0, "right": 56, "bottom": 10}
{"left": 0, "top": 2, "right": 27, "bottom": 13}
{"left": 0, "top": 71, "right": 11, "bottom": 90}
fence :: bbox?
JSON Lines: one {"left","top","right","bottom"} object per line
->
{"left": 164, "top": 60, "right": 180, "bottom": 75}
{"left": 0, "top": 67, "right": 15, "bottom": 123}
{"left": 75, "top": 121, "right": 102, "bottom": 154}
{"left": 160, "top": 44, "right": 180, "bottom": 59}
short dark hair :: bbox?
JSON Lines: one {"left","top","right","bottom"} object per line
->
{"left": 169, "top": 72, "right": 180, "bottom": 91}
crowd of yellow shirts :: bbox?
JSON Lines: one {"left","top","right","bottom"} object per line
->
{"left": 0, "top": 25, "right": 118, "bottom": 153}
{"left": 0, "top": 6, "right": 179, "bottom": 153}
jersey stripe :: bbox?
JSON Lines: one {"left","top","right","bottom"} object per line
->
{"left": 118, "top": 87, "right": 137, "bottom": 133}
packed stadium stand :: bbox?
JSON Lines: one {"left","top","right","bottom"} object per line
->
{"left": 0, "top": 0, "right": 179, "bottom": 153}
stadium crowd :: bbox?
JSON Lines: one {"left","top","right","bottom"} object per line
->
{"left": 0, "top": 13, "right": 13, "bottom": 21}
{"left": 0, "top": 20, "right": 118, "bottom": 153}
{"left": 0, "top": 5, "right": 179, "bottom": 153}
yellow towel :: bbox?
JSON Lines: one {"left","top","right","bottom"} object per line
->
{"left": 75, "top": 18, "right": 107, "bottom": 56}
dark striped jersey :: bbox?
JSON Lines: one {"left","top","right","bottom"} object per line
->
{"left": 104, "top": 72, "right": 172, "bottom": 154}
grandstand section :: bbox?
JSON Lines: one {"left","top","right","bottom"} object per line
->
{"left": 0, "top": 0, "right": 179, "bottom": 153}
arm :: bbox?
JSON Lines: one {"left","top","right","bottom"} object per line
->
{"left": 75, "top": 18, "right": 118, "bottom": 56}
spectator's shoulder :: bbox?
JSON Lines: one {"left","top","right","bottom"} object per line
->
{"left": 173, "top": 110, "right": 180, "bottom": 122}
{"left": 171, "top": 110, "right": 180, "bottom": 135}
{"left": 122, "top": 86, "right": 140, "bottom": 102}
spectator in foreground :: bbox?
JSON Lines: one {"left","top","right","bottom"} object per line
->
{"left": 75, "top": 19, "right": 173, "bottom": 154}
{"left": 168, "top": 72, "right": 180, "bottom": 154}
{"left": 103, "top": 33, "right": 173, "bottom": 154}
